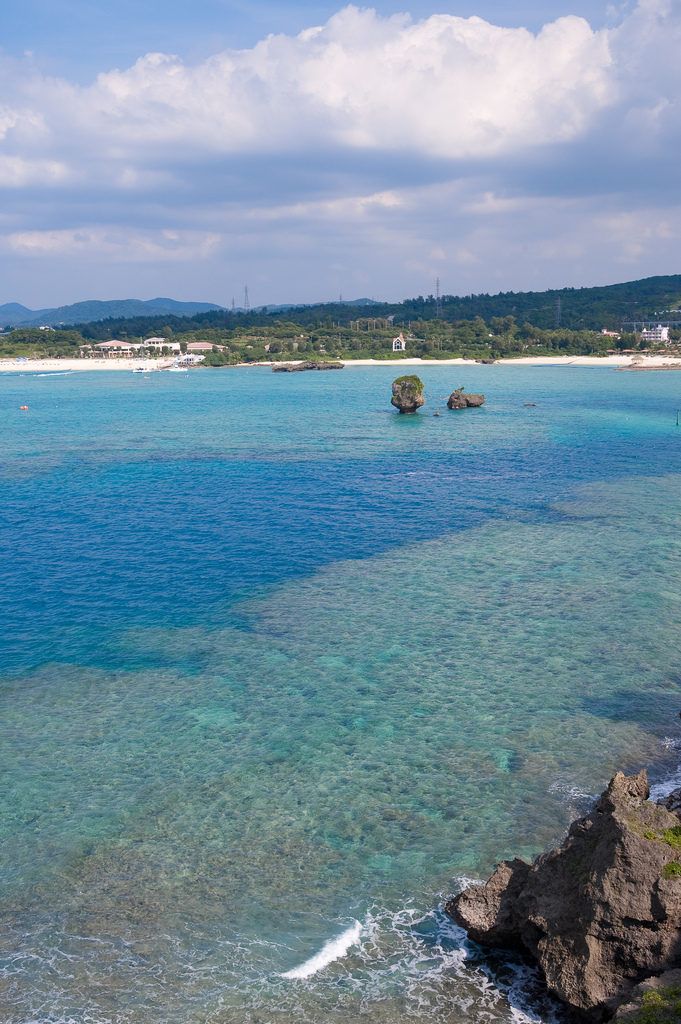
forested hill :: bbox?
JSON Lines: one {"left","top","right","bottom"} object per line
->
{"left": 53, "top": 273, "right": 681, "bottom": 339}
{"left": 435, "top": 274, "right": 681, "bottom": 330}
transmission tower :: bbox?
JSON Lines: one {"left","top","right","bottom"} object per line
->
{"left": 436, "top": 277, "right": 442, "bottom": 319}
{"left": 231, "top": 297, "right": 235, "bottom": 311}
{"left": 244, "top": 285, "right": 250, "bottom": 312}
{"left": 555, "top": 297, "right": 561, "bottom": 328}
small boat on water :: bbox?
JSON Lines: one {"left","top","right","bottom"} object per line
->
{"left": 132, "top": 366, "right": 157, "bottom": 373}
{"left": 168, "top": 365, "right": 188, "bottom": 372}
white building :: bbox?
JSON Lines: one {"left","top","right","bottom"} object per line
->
{"left": 392, "top": 333, "right": 407, "bottom": 351}
{"left": 142, "top": 337, "right": 181, "bottom": 353}
{"left": 641, "top": 325, "right": 670, "bottom": 345}
{"left": 95, "top": 338, "right": 182, "bottom": 357}
{"left": 95, "top": 340, "right": 136, "bottom": 357}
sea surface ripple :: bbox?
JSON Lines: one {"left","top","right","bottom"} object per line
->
{"left": 1, "top": 365, "right": 681, "bottom": 1023}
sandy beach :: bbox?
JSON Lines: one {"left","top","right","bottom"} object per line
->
{"left": 338, "top": 355, "right": 681, "bottom": 368}
{"left": 3, "top": 353, "right": 681, "bottom": 372}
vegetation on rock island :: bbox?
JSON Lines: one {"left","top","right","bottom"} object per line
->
{"left": 391, "top": 374, "right": 425, "bottom": 414}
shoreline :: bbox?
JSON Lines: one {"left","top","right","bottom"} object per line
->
{"left": 3, "top": 354, "right": 681, "bottom": 372}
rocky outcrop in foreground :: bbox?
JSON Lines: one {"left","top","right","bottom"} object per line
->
{"left": 615, "top": 968, "right": 681, "bottom": 1021}
{"left": 272, "top": 361, "right": 344, "bottom": 372}
{"left": 447, "top": 388, "right": 485, "bottom": 409}
{"left": 391, "top": 375, "right": 425, "bottom": 413}
{"left": 446, "top": 771, "right": 681, "bottom": 1021}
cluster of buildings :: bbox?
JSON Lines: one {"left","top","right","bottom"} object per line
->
{"left": 80, "top": 338, "right": 219, "bottom": 358}
{"left": 601, "top": 325, "right": 671, "bottom": 345}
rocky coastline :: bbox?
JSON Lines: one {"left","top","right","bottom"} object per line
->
{"left": 447, "top": 770, "right": 681, "bottom": 1022}
{"left": 272, "top": 360, "right": 344, "bottom": 372}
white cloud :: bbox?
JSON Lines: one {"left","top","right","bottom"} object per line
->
{"left": 0, "top": 155, "right": 69, "bottom": 186}
{"left": 247, "top": 189, "right": 403, "bottom": 221}
{"left": 1, "top": 1, "right": 681, "bottom": 304}
{"left": 0, "top": 106, "right": 20, "bottom": 140}
{"left": 4, "top": 227, "right": 221, "bottom": 261}
{"left": 1, "top": 6, "right": 615, "bottom": 164}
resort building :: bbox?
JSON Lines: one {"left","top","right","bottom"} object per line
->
{"left": 641, "top": 325, "right": 670, "bottom": 345}
{"left": 142, "top": 337, "right": 182, "bottom": 353}
{"left": 187, "top": 341, "right": 223, "bottom": 352}
{"left": 392, "top": 333, "right": 407, "bottom": 351}
{"left": 95, "top": 338, "right": 183, "bottom": 357}
{"left": 95, "top": 340, "right": 136, "bottom": 357}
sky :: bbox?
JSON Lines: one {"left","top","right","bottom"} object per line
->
{"left": 1, "top": 0, "right": 680, "bottom": 308}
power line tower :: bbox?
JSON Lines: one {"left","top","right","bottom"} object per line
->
{"left": 555, "top": 297, "right": 562, "bottom": 329}
{"left": 436, "top": 277, "right": 442, "bottom": 319}
{"left": 244, "top": 285, "right": 250, "bottom": 312}
{"left": 231, "top": 298, "right": 235, "bottom": 312}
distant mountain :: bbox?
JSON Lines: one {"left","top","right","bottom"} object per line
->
{"left": 0, "top": 302, "right": 42, "bottom": 317}
{"left": 2, "top": 297, "right": 227, "bottom": 327}
{"left": 143, "top": 298, "right": 228, "bottom": 314}
{"left": 0, "top": 295, "right": 383, "bottom": 327}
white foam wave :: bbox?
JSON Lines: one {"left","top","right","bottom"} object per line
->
{"left": 649, "top": 738, "right": 681, "bottom": 801}
{"left": 281, "top": 920, "right": 362, "bottom": 979}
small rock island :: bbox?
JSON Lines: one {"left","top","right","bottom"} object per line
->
{"left": 447, "top": 387, "right": 485, "bottom": 409}
{"left": 447, "top": 770, "right": 681, "bottom": 1021}
{"left": 391, "top": 375, "right": 425, "bottom": 413}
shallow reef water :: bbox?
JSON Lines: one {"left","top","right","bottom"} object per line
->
{"left": 1, "top": 365, "right": 681, "bottom": 1023}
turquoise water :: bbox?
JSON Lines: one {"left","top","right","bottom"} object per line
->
{"left": 2, "top": 365, "right": 681, "bottom": 1023}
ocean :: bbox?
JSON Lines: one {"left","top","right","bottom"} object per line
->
{"left": 1, "top": 363, "right": 681, "bottom": 1023}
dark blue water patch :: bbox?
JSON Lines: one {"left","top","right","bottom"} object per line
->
{"left": 1, "top": 365, "right": 681, "bottom": 674}
{"left": 582, "top": 689, "right": 681, "bottom": 722}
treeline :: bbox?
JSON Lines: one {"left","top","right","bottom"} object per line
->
{"left": 36, "top": 272, "right": 680, "bottom": 338}
{"left": 5, "top": 273, "right": 681, "bottom": 345}
{"left": 0, "top": 328, "right": 85, "bottom": 358}
{"left": 1, "top": 316, "right": 672, "bottom": 362}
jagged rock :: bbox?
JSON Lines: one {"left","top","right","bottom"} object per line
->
{"left": 447, "top": 388, "right": 485, "bottom": 409}
{"left": 446, "top": 770, "right": 681, "bottom": 1021}
{"left": 476, "top": 358, "right": 497, "bottom": 364}
{"left": 391, "top": 375, "right": 425, "bottom": 413}
{"left": 272, "top": 361, "right": 344, "bottom": 372}
{"left": 615, "top": 968, "right": 681, "bottom": 1021}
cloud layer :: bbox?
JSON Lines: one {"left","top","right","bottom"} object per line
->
{"left": 1, "top": 1, "right": 680, "bottom": 305}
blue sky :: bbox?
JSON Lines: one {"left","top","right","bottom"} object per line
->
{"left": 1, "top": 0, "right": 679, "bottom": 308}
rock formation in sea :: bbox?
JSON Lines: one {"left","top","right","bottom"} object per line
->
{"left": 447, "top": 388, "right": 485, "bottom": 409}
{"left": 272, "top": 361, "right": 344, "bottom": 372}
{"left": 391, "top": 375, "right": 425, "bottom": 413}
{"left": 446, "top": 770, "right": 681, "bottom": 1021}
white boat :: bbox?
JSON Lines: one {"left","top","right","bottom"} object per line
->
{"left": 168, "top": 365, "right": 188, "bottom": 372}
